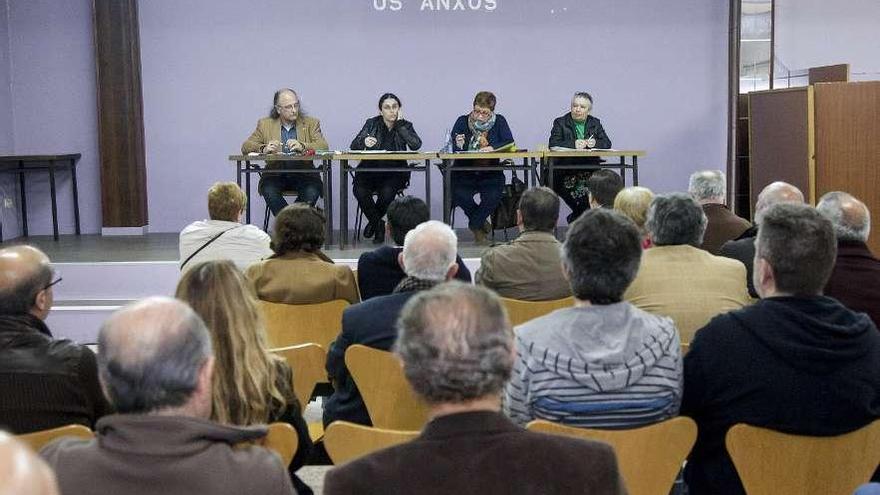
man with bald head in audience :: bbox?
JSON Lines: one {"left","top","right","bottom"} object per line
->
{"left": 41, "top": 297, "right": 295, "bottom": 495}
{"left": 682, "top": 204, "right": 880, "bottom": 495}
{"left": 818, "top": 191, "right": 880, "bottom": 325}
{"left": 0, "top": 432, "right": 59, "bottom": 495}
{"left": 324, "top": 282, "right": 626, "bottom": 494}
{"left": 719, "top": 181, "right": 805, "bottom": 297}
{"left": 325, "top": 220, "right": 460, "bottom": 427}
{"left": 689, "top": 170, "right": 751, "bottom": 254}
{"left": 0, "top": 245, "right": 109, "bottom": 434}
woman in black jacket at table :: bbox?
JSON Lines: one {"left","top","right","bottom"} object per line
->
{"left": 547, "top": 91, "right": 612, "bottom": 223}
{"left": 350, "top": 93, "right": 422, "bottom": 244}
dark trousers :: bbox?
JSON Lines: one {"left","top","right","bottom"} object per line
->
{"left": 353, "top": 165, "right": 408, "bottom": 224}
{"left": 451, "top": 171, "right": 505, "bottom": 230}
{"left": 261, "top": 173, "right": 323, "bottom": 216}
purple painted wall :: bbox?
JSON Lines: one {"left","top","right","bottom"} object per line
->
{"left": 0, "top": 0, "right": 11, "bottom": 153}
{"left": 1, "top": 1, "right": 18, "bottom": 236}
{"left": 139, "top": 0, "right": 729, "bottom": 231}
{"left": 4, "top": 0, "right": 729, "bottom": 237}
{"left": 1, "top": 0, "right": 99, "bottom": 239}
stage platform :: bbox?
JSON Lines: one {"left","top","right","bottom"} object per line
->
{"left": 0, "top": 232, "right": 517, "bottom": 345}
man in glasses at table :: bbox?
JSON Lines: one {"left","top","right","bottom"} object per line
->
{"left": 241, "top": 88, "right": 330, "bottom": 216}
{"left": 0, "top": 245, "right": 110, "bottom": 434}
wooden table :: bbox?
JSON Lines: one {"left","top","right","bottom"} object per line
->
{"left": 0, "top": 154, "right": 81, "bottom": 241}
{"left": 336, "top": 152, "right": 436, "bottom": 249}
{"left": 228, "top": 154, "right": 335, "bottom": 246}
{"left": 437, "top": 151, "right": 542, "bottom": 225}
{"left": 542, "top": 149, "right": 646, "bottom": 188}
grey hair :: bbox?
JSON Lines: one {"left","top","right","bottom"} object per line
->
{"left": 816, "top": 191, "right": 871, "bottom": 243}
{"left": 688, "top": 170, "right": 726, "bottom": 202}
{"left": 401, "top": 220, "right": 457, "bottom": 281}
{"left": 97, "top": 297, "right": 213, "bottom": 414}
{"left": 572, "top": 92, "right": 593, "bottom": 105}
{"left": 757, "top": 203, "right": 837, "bottom": 295}
{"left": 562, "top": 209, "right": 643, "bottom": 304}
{"left": 646, "top": 193, "right": 707, "bottom": 247}
{"left": 394, "top": 282, "right": 513, "bottom": 405}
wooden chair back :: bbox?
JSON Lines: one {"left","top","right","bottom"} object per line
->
{"left": 500, "top": 296, "right": 574, "bottom": 327}
{"left": 527, "top": 417, "right": 697, "bottom": 495}
{"left": 249, "top": 422, "right": 298, "bottom": 467}
{"left": 324, "top": 420, "right": 419, "bottom": 465}
{"left": 345, "top": 344, "right": 429, "bottom": 430}
{"left": 259, "top": 299, "right": 349, "bottom": 349}
{"left": 272, "top": 343, "right": 328, "bottom": 406}
{"left": 726, "top": 420, "right": 880, "bottom": 495}
{"left": 17, "top": 424, "right": 94, "bottom": 451}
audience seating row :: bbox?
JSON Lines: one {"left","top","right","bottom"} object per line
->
{"left": 18, "top": 422, "right": 300, "bottom": 467}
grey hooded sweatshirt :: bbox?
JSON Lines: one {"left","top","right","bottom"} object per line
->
{"left": 504, "top": 302, "right": 682, "bottom": 428}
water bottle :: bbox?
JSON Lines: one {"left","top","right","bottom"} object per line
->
{"left": 441, "top": 127, "right": 453, "bottom": 153}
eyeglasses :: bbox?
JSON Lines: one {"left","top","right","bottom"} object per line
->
{"left": 472, "top": 108, "right": 492, "bottom": 117}
{"left": 44, "top": 272, "right": 62, "bottom": 290}
{"left": 276, "top": 104, "right": 298, "bottom": 111}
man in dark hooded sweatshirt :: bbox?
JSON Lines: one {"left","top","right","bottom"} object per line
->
{"left": 682, "top": 203, "right": 880, "bottom": 495}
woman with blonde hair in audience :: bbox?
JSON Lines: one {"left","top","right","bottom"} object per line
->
{"left": 246, "top": 204, "right": 359, "bottom": 304}
{"left": 614, "top": 186, "right": 654, "bottom": 249}
{"left": 176, "top": 260, "right": 314, "bottom": 494}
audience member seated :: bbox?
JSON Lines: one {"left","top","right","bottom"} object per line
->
{"left": 41, "top": 297, "right": 296, "bottom": 495}
{"left": 0, "top": 431, "right": 60, "bottom": 495}
{"left": 179, "top": 182, "right": 273, "bottom": 272}
{"left": 357, "top": 196, "right": 470, "bottom": 300}
{"left": 688, "top": 170, "right": 751, "bottom": 254}
{"left": 350, "top": 92, "right": 423, "bottom": 244}
{"left": 586, "top": 169, "right": 624, "bottom": 209}
{"left": 613, "top": 186, "right": 655, "bottom": 249}
{"left": 504, "top": 209, "right": 681, "bottom": 428}
{"left": 624, "top": 193, "right": 750, "bottom": 342}
{"left": 476, "top": 187, "right": 571, "bottom": 301}
{"left": 0, "top": 246, "right": 109, "bottom": 434}
{"left": 176, "top": 261, "right": 313, "bottom": 494}
{"left": 449, "top": 91, "right": 515, "bottom": 245}
{"left": 325, "top": 221, "right": 460, "bottom": 427}
{"left": 681, "top": 203, "right": 880, "bottom": 495}
{"left": 246, "top": 204, "right": 359, "bottom": 304}
{"left": 719, "top": 181, "right": 804, "bottom": 298}
{"left": 324, "top": 283, "right": 626, "bottom": 494}
{"left": 818, "top": 191, "right": 880, "bottom": 326}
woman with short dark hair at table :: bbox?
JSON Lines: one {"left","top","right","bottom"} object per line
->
{"left": 350, "top": 93, "right": 422, "bottom": 244}
{"left": 449, "top": 91, "right": 515, "bottom": 245}
{"left": 548, "top": 91, "right": 612, "bottom": 223}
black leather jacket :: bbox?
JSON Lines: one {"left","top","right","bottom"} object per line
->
{"left": 549, "top": 113, "right": 611, "bottom": 149}
{"left": 350, "top": 116, "right": 422, "bottom": 151}
{"left": 0, "top": 314, "right": 110, "bottom": 433}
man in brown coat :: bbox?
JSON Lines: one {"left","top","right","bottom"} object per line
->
{"left": 324, "top": 283, "right": 626, "bottom": 495}
{"left": 41, "top": 297, "right": 295, "bottom": 495}
{"left": 624, "top": 193, "right": 751, "bottom": 343}
{"left": 241, "top": 88, "right": 329, "bottom": 215}
{"left": 689, "top": 170, "right": 751, "bottom": 254}
{"left": 476, "top": 187, "right": 571, "bottom": 301}
{"left": 818, "top": 191, "right": 880, "bottom": 326}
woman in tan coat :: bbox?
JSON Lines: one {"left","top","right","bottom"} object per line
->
{"left": 246, "top": 204, "right": 359, "bottom": 304}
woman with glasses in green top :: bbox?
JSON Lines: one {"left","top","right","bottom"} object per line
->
{"left": 547, "top": 92, "right": 612, "bottom": 223}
